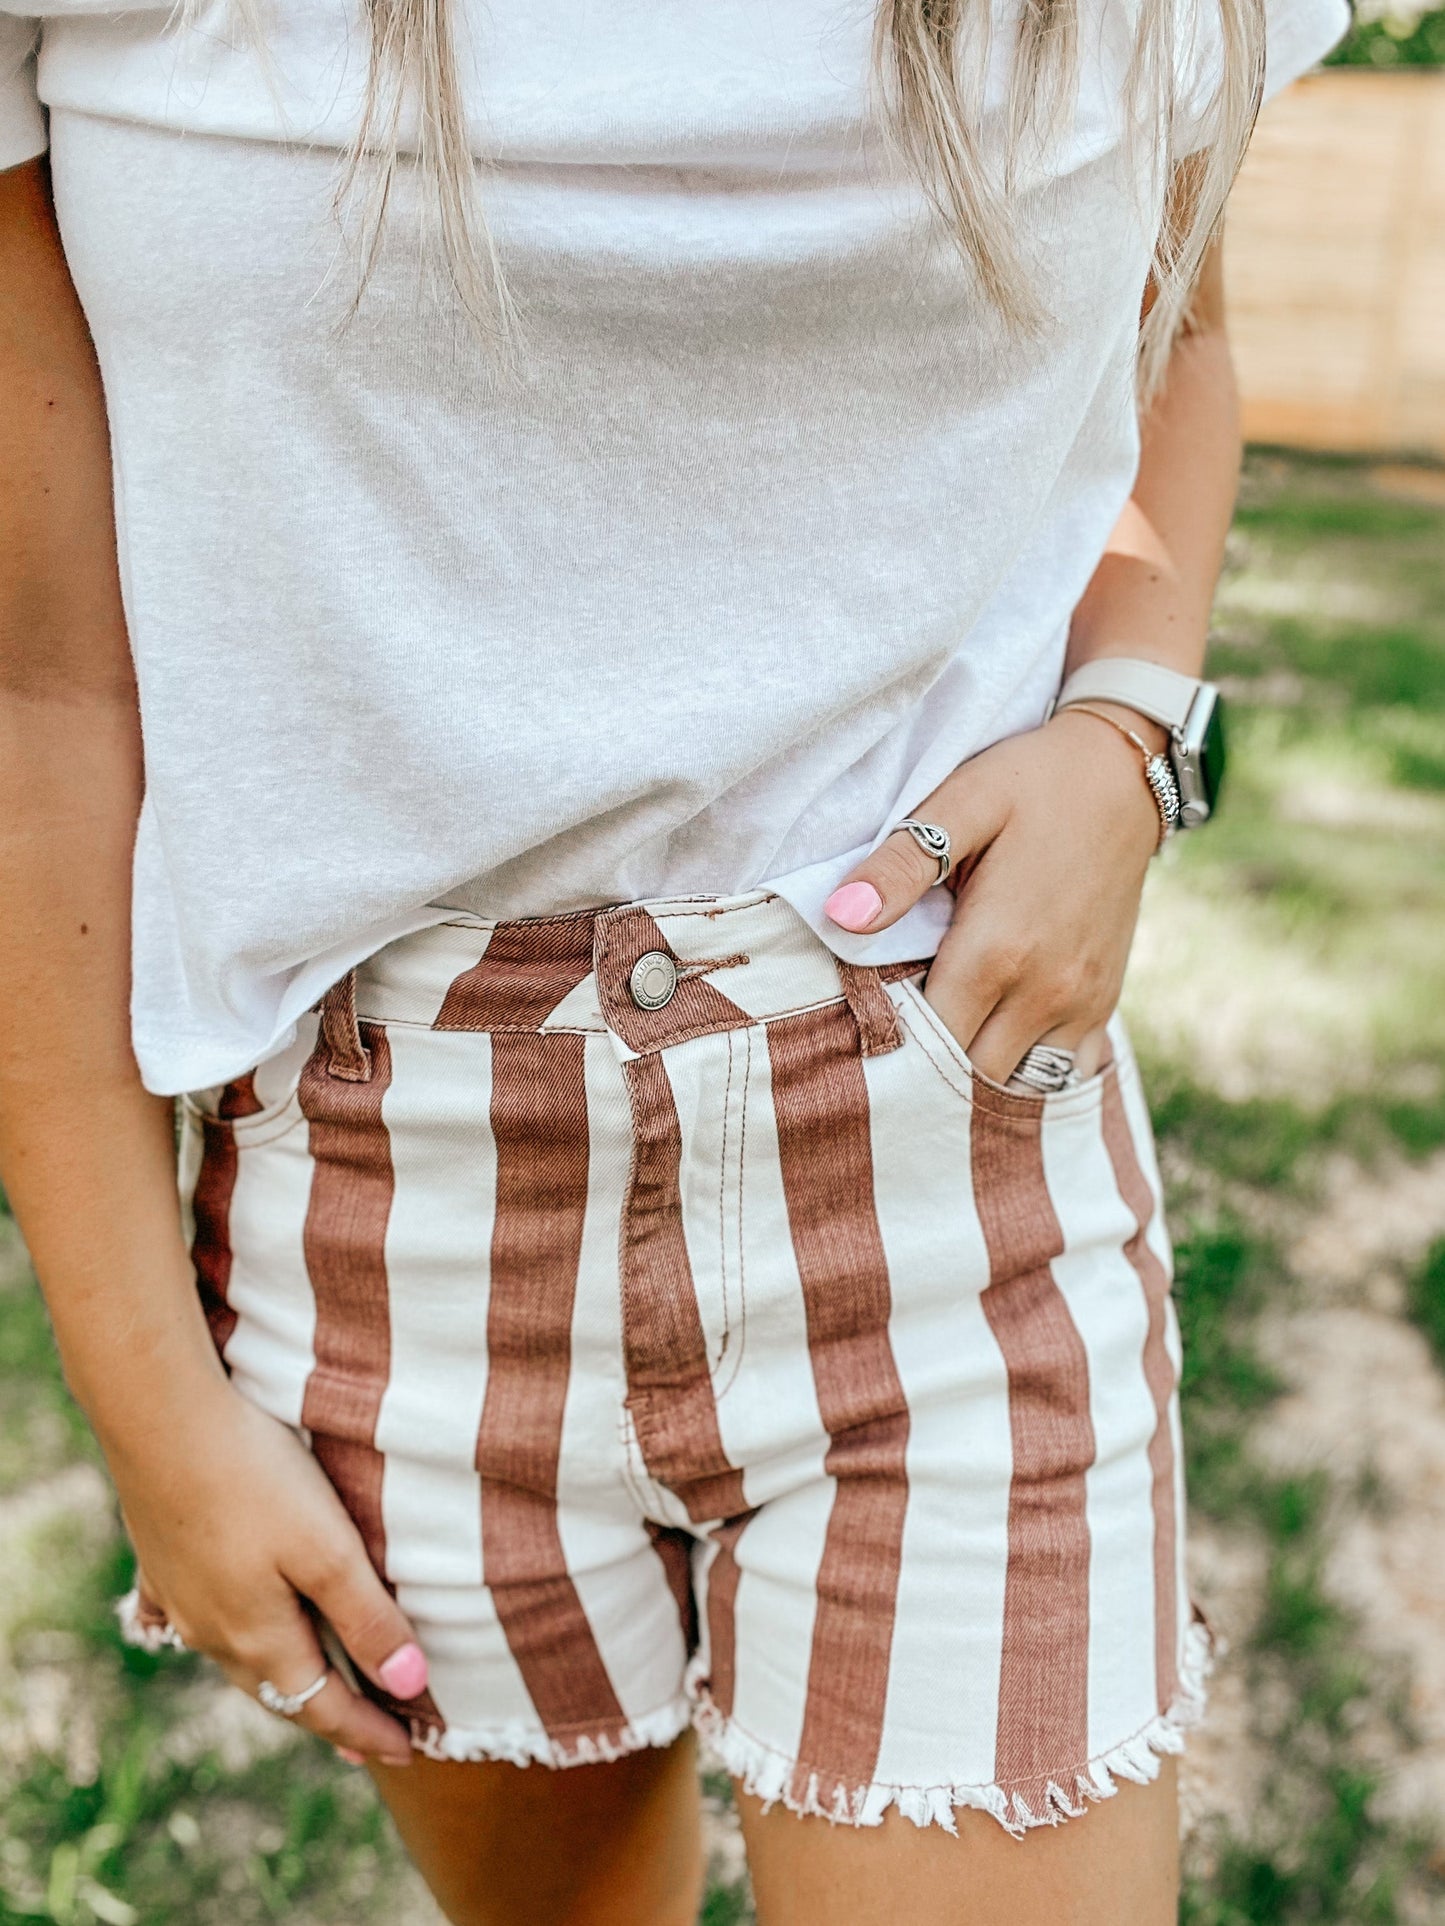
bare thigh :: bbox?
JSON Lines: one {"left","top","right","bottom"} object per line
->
{"left": 738, "top": 1757, "right": 1179, "bottom": 1926}
{"left": 369, "top": 1733, "right": 704, "bottom": 1926}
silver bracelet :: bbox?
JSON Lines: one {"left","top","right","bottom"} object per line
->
{"left": 1057, "top": 704, "right": 1180, "bottom": 849}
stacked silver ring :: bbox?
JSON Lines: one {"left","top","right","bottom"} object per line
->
{"left": 1008, "top": 1043, "right": 1079, "bottom": 1095}
{"left": 893, "top": 817, "right": 953, "bottom": 884}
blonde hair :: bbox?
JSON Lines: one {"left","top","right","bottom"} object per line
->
{"left": 209, "top": 0, "right": 1265, "bottom": 397}
{"left": 877, "top": 0, "right": 1266, "bottom": 395}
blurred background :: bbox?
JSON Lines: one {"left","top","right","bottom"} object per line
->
{"left": 3, "top": 8, "right": 1445, "bottom": 1920}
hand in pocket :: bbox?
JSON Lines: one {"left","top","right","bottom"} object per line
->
{"left": 825, "top": 712, "right": 1160, "bottom": 1088}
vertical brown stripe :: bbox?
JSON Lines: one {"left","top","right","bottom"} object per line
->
{"left": 298, "top": 1030, "right": 444, "bottom": 1731}
{"left": 646, "top": 1521, "right": 699, "bottom": 1659}
{"left": 703, "top": 1514, "right": 753, "bottom": 1721}
{"left": 300, "top": 1030, "right": 396, "bottom": 1566}
{"left": 433, "top": 912, "right": 597, "bottom": 1030}
{"left": 192, "top": 1121, "right": 242, "bottom": 1359}
{"left": 766, "top": 1002, "right": 909, "bottom": 1804}
{"left": 476, "top": 1030, "right": 627, "bottom": 1742}
{"left": 191, "top": 1077, "right": 264, "bottom": 1362}
{"left": 1099, "top": 1074, "right": 1179, "bottom": 1713}
{"left": 221, "top": 1073, "right": 264, "bottom": 1120}
{"left": 620, "top": 1054, "right": 749, "bottom": 1525}
{"left": 972, "top": 1092, "right": 1095, "bottom": 1807}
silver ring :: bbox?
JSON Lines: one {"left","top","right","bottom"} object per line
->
{"left": 115, "top": 1587, "right": 189, "bottom": 1654}
{"left": 893, "top": 817, "right": 952, "bottom": 884}
{"left": 258, "top": 1670, "right": 330, "bottom": 1719}
{"left": 1009, "top": 1043, "right": 1079, "bottom": 1095}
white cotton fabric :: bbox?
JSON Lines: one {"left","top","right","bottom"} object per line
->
{"left": 0, "top": 0, "right": 1347, "bottom": 1094}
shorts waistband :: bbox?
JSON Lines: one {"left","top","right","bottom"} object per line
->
{"left": 321, "top": 892, "right": 923, "bottom": 1068}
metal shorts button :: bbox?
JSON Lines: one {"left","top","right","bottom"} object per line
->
{"left": 629, "top": 951, "right": 678, "bottom": 1011}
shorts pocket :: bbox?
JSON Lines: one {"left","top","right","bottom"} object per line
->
{"left": 893, "top": 978, "right": 1127, "bottom": 1120}
{"left": 179, "top": 1014, "right": 319, "bottom": 1147}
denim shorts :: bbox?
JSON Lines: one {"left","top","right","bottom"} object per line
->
{"left": 125, "top": 891, "right": 1207, "bottom": 1834}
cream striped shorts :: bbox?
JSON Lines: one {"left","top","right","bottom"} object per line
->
{"left": 168, "top": 891, "right": 1208, "bottom": 1834}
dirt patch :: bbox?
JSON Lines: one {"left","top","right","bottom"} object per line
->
{"left": 1253, "top": 1151, "right": 1445, "bottom": 1830}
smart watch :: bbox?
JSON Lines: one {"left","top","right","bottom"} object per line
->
{"left": 1046, "top": 659, "right": 1226, "bottom": 829}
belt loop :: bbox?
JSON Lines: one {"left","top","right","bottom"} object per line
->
{"left": 317, "top": 970, "right": 373, "bottom": 1082}
{"left": 837, "top": 961, "right": 904, "bottom": 1058}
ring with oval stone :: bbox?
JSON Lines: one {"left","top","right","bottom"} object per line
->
{"left": 892, "top": 817, "right": 953, "bottom": 884}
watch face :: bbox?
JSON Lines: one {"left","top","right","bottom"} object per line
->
{"left": 1199, "top": 692, "right": 1226, "bottom": 810}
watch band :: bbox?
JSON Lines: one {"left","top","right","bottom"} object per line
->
{"left": 1049, "top": 658, "right": 1201, "bottom": 734}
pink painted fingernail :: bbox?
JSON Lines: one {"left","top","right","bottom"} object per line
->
{"left": 823, "top": 882, "right": 883, "bottom": 932}
{"left": 378, "top": 1642, "right": 428, "bottom": 1699}
{"left": 336, "top": 1747, "right": 366, "bottom": 1766}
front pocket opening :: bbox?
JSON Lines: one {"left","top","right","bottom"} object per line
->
{"left": 895, "top": 980, "right": 1120, "bottom": 1114}
{"left": 179, "top": 1015, "right": 321, "bottom": 1137}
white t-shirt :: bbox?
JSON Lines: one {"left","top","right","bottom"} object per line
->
{"left": 1, "top": 0, "right": 1346, "bottom": 1095}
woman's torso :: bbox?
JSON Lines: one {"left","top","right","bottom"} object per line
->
{"left": 2, "top": 0, "right": 1292, "bottom": 1088}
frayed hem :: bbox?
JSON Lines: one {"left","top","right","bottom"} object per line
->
{"left": 112, "top": 1587, "right": 692, "bottom": 1769}
{"left": 115, "top": 1587, "right": 188, "bottom": 1654}
{"left": 689, "top": 1615, "right": 1214, "bottom": 1836}
{"left": 408, "top": 1695, "right": 693, "bottom": 1769}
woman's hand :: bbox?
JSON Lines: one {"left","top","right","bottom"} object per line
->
{"left": 824, "top": 706, "right": 1165, "bottom": 1086}
{"left": 108, "top": 1380, "right": 427, "bottom": 1769}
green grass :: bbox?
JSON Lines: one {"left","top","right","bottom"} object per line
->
{"left": 1149, "top": 1061, "right": 1445, "bottom": 1176}
{"left": 1169, "top": 1211, "right": 1284, "bottom": 1522}
{"left": 1327, "top": 4, "right": 1445, "bottom": 68}
{"left": 1406, "top": 1239, "right": 1445, "bottom": 1371}
{"left": 0, "top": 1530, "right": 419, "bottom": 1926}
{"left": 1182, "top": 1782, "right": 1425, "bottom": 1926}
{"left": 1163, "top": 1086, "right": 1425, "bottom": 1910}
{"left": 697, "top": 1883, "right": 754, "bottom": 1926}
{"left": 1213, "top": 616, "right": 1445, "bottom": 712}
{"left": 0, "top": 1233, "right": 97, "bottom": 1494}
{"left": 0, "top": 1733, "right": 406, "bottom": 1926}
{"left": 1155, "top": 453, "right": 1445, "bottom": 1920}
{"left": 1232, "top": 495, "right": 1444, "bottom": 545}
{"left": 1170, "top": 1171, "right": 1433, "bottom": 1920}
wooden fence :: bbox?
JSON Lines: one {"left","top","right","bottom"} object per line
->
{"left": 1225, "top": 70, "right": 1445, "bottom": 459}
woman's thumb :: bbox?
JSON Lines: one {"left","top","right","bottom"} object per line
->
{"left": 824, "top": 790, "right": 981, "bottom": 934}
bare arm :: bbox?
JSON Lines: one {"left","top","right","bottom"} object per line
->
{"left": 825, "top": 240, "right": 1240, "bottom": 1081}
{"left": 0, "top": 155, "right": 218, "bottom": 1470}
{"left": 0, "top": 159, "right": 422, "bottom": 1763}
{"left": 1065, "top": 241, "right": 1239, "bottom": 705}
